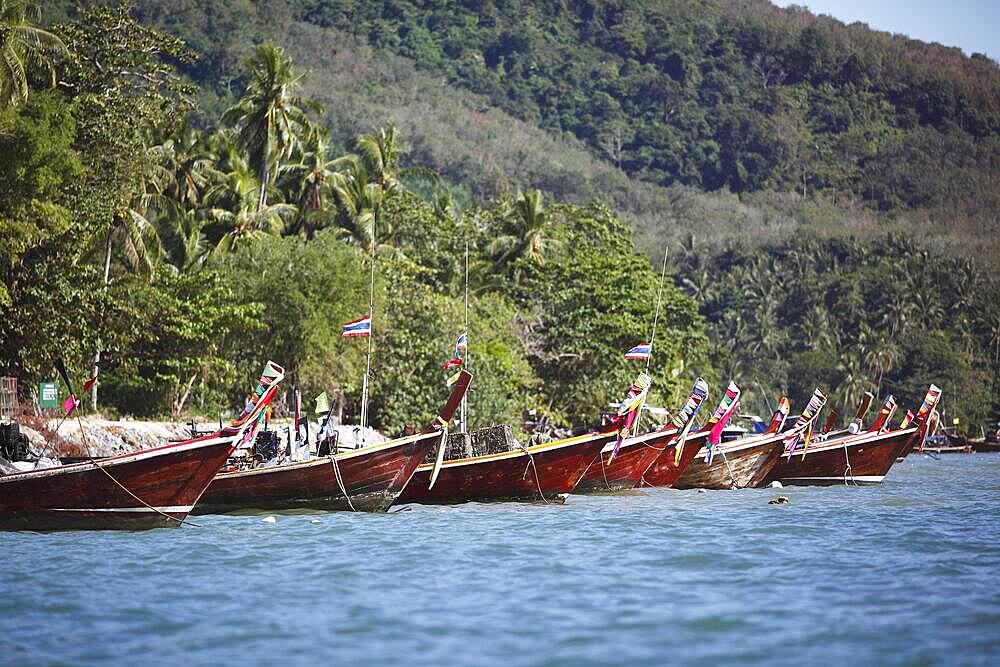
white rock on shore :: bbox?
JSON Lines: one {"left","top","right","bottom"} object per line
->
{"left": 43, "top": 417, "right": 388, "bottom": 458}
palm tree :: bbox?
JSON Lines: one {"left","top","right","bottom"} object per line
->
{"left": 835, "top": 353, "right": 873, "bottom": 414}
{"left": 222, "top": 42, "right": 321, "bottom": 212}
{"left": 0, "top": 0, "right": 67, "bottom": 109}
{"left": 279, "top": 126, "right": 346, "bottom": 238}
{"left": 489, "top": 189, "right": 559, "bottom": 278}
{"left": 207, "top": 199, "right": 296, "bottom": 254}
{"left": 155, "top": 209, "right": 209, "bottom": 274}
{"left": 330, "top": 157, "right": 384, "bottom": 252}
{"left": 150, "top": 123, "right": 217, "bottom": 215}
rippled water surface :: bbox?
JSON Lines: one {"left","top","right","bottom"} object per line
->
{"left": 2, "top": 454, "right": 999, "bottom": 665}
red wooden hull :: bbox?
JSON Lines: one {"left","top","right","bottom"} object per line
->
{"left": 575, "top": 428, "right": 679, "bottom": 493}
{"left": 674, "top": 432, "right": 786, "bottom": 490}
{"left": 399, "top": 431, "right": 613, "bottom": 504}
{"left": 764, "top": 427, "right": 918, "bottom": 486}
{"left": 0, "top": 434, "right": 235, "bottom": 531}
{"left": 639, "top": 430, "right": 709, "bottom": 487}
{"left": 196, "top": 431, "right": 439, "bottom": 514}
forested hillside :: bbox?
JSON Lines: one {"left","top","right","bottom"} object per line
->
{"left": 4, "top": 1, "right": 997, "bottom": 429}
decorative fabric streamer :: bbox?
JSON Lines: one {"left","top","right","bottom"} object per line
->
{"left": 869, "top": 395, "right": 897, "bottom": 432}
{"left": 233, "top": 361, "right": 284, "bottom": 426}
{"left": 765, "top": 396, "right": 790, "bottom": 434}
{"left": 671, "top": 378, "right": 710, "bottom": 428}
{"left": 607, "top": 372, "right": 652, "bottom": 464}
{"left": 784, "top": 388, "right": 828, "bottom": 459}
{"left": 792, "top": 388, "right": 827, "bottom": 430}
{"left": 672, "top": 377, "right": 709, "bottom": 465}
{"left": 915, "top": 385, "right": 942, "bottom": 424}
{"left": 705, "top": 381, "right": 742, "bottom": 458}
{"left": 899, "top": 409, "right": 914, "bottom": 429}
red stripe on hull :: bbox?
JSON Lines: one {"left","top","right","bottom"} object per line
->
{"left": 575, "top": 429, "right": 678, "bottom": 493}
{"left": 195, "top": 432, "right": 438, "bottom": 514}
{"left": 639, "top": 431, "right": 709, "bottom": 487}
{"left": 674, "top": 434, "right": 785, "bottom": 490}
{"left": 399, "top": 433, "right": 613, "bottom": 504}
{"left": 0, "top": 439, "right": 234, "bottom": 531}
{"left": 764, "top": 428, "right": 917, "bottom": 486}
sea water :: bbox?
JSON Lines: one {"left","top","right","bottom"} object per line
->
{"left": 1, "top": 454, "right": 998, "bottom": 665}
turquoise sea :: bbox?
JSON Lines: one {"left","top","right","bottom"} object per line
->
{"left": 2, "top": 453, "right": 998, "bottom": 665}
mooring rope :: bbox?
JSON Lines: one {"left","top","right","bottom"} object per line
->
{"left": 76, "top": 414, "right": 202, "bottom": 528}
{"left": 599, "top": 452, "right": 613, "bottom": 491}
{"left": 718, "top": 447, "right": 740, "bottom": 489}
{"left": 519, "top": 446, "right": 551, "bottom": 504}
{"left": 842, "top": 441, "right": 857, "bottom": 486}
{"left": 329, "top": 453, "right": 358, "bottom": 512}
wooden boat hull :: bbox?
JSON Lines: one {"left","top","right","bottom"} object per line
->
{"left": 972, "top": 440, "right": 1000, "bottom": 453}
{"left": 638, "top": 430, "right": 709, "bottom": 487}
{"left": 0, "top": 435, "right": 235, "bottom": 531}
{"left": 674, "top": 434, "right": 785, "bottom": 490}
{"left": 195, "top": 431, "right": 439, "bottom": 514}
{"left": 399, "top": 432, "right": 613, "bottom": 504}
{"left": 575, "top": 428, "right": 678, "bottom": 494}
{"left": 764, "top": 428, "right": 918, "bottom": 486}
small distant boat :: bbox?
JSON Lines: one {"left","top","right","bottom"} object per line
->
{"left": 971, "top": 439, "right": 1000, "bottom": 453}
{"left": 0, "top": 362, "right": 284, "bottom": 531}
{"left": 673, "top": 431, "right": 786, "bottom": 490}
{"left": 398, "top": 429, "right": 613, "bottom": 504}
{"left": 574, "top": 427, "right": 679, "bottom": 493}
{"left": 196, "top": 372, "right": 472, "bottom": 514}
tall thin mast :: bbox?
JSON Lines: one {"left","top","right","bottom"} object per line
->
{"left": 461, "top": 240, "right": 469, "bottom": 433}
{"left": 646, "top": 246, "right": 669, "bottom": 372}
{"left": 638, "top": 246, "right": 669, "bottom": 436}
{"left": 360, "top": 217, "right": 376, "bottom": 446}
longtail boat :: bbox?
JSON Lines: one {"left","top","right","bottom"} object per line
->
{"left": 764, "top": 385, "right": 941, "bottom": 486}
{"left": 575, "top": 427, "right": 679, "bottom": 493}
{"left": 0, "top": 362, "right": 284, "bottom": 531}
{"left": 673, "top": 431, "right": 786, "bottom": 489}
{"left": 639, "top": 378, "right": 744, "bottom": 487}
{"left": 398, "top": 429, "right": 613, "bottom": 505}
{"left": 763, "top": 427, "right": 918, "bottom": 486}
{"left": 575, "top": 376, "right": 713, "bottom": 494}
{"left": 673, "top": 393, "right": 791, "bottom": 490}
{"left": 638, "top": 429, "right": 709, "bottom": 486}
{"left": 196, "top": 371, "right": 472, "bottom": 514}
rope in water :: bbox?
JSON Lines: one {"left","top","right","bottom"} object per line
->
{"left": 329, "top": 453, "right": 358, "bottom": 512}
{"left": 519, "top": 446, "right": 551, "bottom": 504}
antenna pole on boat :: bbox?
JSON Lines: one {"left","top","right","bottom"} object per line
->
{"left": 360, "top": 218, "right": 377, "bottom": 447}
{"left": 646, "top": 246, "right": 669, "bottom": 373}
{"left": 461, "top": 239, "right": 469, "bottom": 433}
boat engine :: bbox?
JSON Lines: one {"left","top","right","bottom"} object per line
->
{"left": 253, "top": 430, "right": 280, "bottom": 463}
{"left": 0, "top": 423, "right": 30, "bottom": 462}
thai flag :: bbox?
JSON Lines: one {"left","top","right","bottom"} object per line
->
{"left": 341, "top": 316, "right": 372, "bottom": 337}
{"left": 456, "top": 331, "right": 468, "bottom": 352}
{"left": 624, "top": 342, "right": 651, "bottom": 360}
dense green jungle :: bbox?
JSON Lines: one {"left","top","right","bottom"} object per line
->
{"left": 2, "top": 1, "right": 998, "bottom": 432}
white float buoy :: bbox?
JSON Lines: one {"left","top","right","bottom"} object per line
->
{"left": 770, "top": 481, "right": 783, "bottom": 488}
{"left": 262, "top": 515, "right": 277, "bottom": 524}
{"left": 310, "top": 519, "right": 321, "bottom": 524}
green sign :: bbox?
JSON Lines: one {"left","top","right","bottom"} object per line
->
{"left": 39, "top": 382, "right": 59, "bottom": 409}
